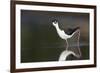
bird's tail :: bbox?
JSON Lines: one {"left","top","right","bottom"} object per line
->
{"left": 66, "top": 27, "right": 80, "bottom": 35}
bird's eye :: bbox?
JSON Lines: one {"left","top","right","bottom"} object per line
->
{"left": 54, "top": 21, "right": 57, "bottom": 23}
{"left": 54, "top": 20, "right": 58, "bottom": 24}
{"left": 52, "top": 19, "right": 57, "bottom": 23}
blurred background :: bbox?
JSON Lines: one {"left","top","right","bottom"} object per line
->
{"left": 21, "top": 10, "right": 89, "bottom": 63}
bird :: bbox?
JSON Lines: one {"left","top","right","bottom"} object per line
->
{"left": 52, "top": 19, "right": 81, "bottom": 61}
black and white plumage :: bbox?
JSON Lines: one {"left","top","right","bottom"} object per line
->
{"left": 52, "top": 19, "right": 81, "bottom": 61}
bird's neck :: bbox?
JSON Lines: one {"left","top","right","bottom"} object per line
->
{"left": 54, "top": 24, "right": 60, "bottom": 30}
{"left": 55, "top": 24, "right": 59, "bottom": 28}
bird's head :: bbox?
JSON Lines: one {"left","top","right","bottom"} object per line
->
{"left": 52, "top": 19, "right": 58, "bottom": 24}
{"left": 52, "top": 19, "right": 58, "bottom": 27}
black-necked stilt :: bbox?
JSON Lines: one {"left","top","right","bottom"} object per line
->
{"left": 52, "top": 19, "right": 81, "bottom": 61}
